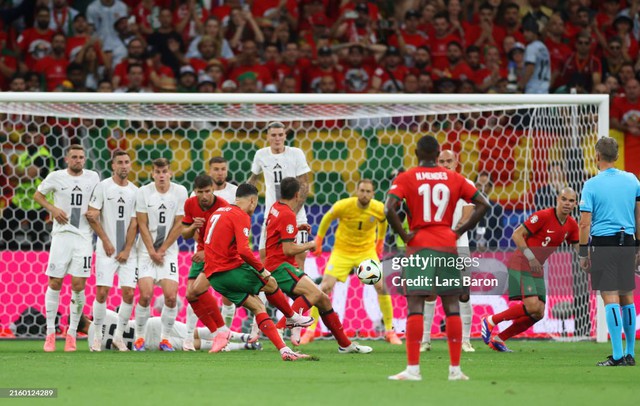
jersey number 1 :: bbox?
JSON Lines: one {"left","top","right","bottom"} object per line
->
{"left": 418, "top": 183, "right": 450, "bottom": 222}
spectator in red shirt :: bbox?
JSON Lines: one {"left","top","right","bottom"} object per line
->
{"left": 501, "top": 3, "right": 525, "bottom": 43}
{"left": 115, "top": 63, "right": 151, "bottom": 92}
{"left": 304, "top": 46, "right": 343, "bottom": 93}
{"left": 433, "top": 41, "right": 474, "bottom": 83}
{"left": 465, "top": 3, "right": 505, "bottom": 51}
{"left": 133, "top": 0, "right": 159, "bottom": 37}
{"left": 565, "top": 6, "right": 590, "bottom": 44}
{"left": 251, "top": 0, "right": 299, "bottom": 31}
{"left": 475, "top": 45, "right": 508, "bottom": 92}
{"left": 33, "top": 33, "right": 68, "bottom": 91}
{"left": 174, "top": 0, "right": 209, "bottom": 44}
{"left": 602, "top": 36, "right": 628, "bottom": 80}
{"left": 618, "top": 62, "right": 636, "bottom": 87}
{"left": 430, "top": 12, "right": 461, "bottom": 71}
{"left": 318, "top": 74, "right": 338, "bottom": 93}
{"left": 112, "top": 38, "right": 148, "bottom": 89}
{"left": 402, "top": 72, "right": 419, "bottom": 93}
{"left": 67, "top": 14, "right": 106, "bottom": 67}
{"left": 17, "top": 6, "right": 55, "bottom": 70}
{"left": 271, "top": 41, "right": 308, "bottom": 92}
{"left": 332, "top": 2, "right": 379, "bottom": 45}
{"left": 610, "top": 15, "right": 638, "bottom": 62}
{"left": 417, "top": 71, "right": 433, "bottom": 93}
{"left": 228, "top": 39, "right": 273, "bottom": 91}
{"left": 0, "top": 32, "right": 17, "bottom": 91}
{"left": 371, "top": 46, "right": 409, "bottom": 93}
{"left": 559, "top": 32, "right": 602, "bottom": 93}
{"left": 596, "top": 0, "right": 621, "bottom": 37}
{"left": 49, "top": 0, "right": 78, "bottom": 36}
{"left": 279, "top": 75, "right": 298, "bottom": 93}
{"left": 410, "top": 45, "right": 432, "bottom": 75}
{"left": 341, "top": 44, "right": 374, "bottom": 93}
{"left": 611, "top": 78, "right": 640, "bottom": 175}
{"left": 188, "top": 35, "right": 222, "bottom": 75}
{"left": 389, "top": 9, "right": 429, "bottom": 58}
{"left": 544, "top": 12, "right": 572, "bottom": 88}
{"left": 226, "top": 8, "right": 265, "bottom": 52}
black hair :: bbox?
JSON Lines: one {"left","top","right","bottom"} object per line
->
{"left": 280, "top": 177, "right": 300, "bottom": 200}
{"left": 194, "top": 174, "right": 214, "bottom": 189}
{"left": 236, "top": 183, "right": 259, "bottom": 198}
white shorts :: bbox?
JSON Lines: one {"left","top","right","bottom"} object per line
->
{"left": 258, "top": 211, "right": 309, "bottom": 250}
{"left": 95, "top": 252, "right": 138, "bottom": 288}
{"left": 46, "top": 233, "right": 93, "bottom": 278}
{"left": 137, "top": 251, "right": 179, "bottom": 283}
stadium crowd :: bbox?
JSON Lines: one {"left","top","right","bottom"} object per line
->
{"left": 0, "top": 0, "right": 636, "bottom": 96}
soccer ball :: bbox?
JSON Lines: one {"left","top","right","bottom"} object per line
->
{"left": 357, "top": 259, "right": 382, "bottom": 285}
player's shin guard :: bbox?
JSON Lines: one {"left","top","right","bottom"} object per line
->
{"left": 221, "top": 303, "right": 236, "bottom": 327}
{"left": 186, "top": 303, "right": 198, "bottom": 339}
{"left": 459, "top": 299, "right": 473, "bottom": 342}
{"left": 266, "top": 289, "right": 294, "bottom": 318}
{"left": 406, "top": 313, "right": 424, "bottom": 366}
{"left": 160, "top": 304, "right": 178, "bottom": 340}
{"left": 135, "top": 303, "right": 150, "bottom": 339}
{"left": 622, "top": 304, "right": 636, "bottom": 357}
{"left": 422, "top": 300, "right": 436, "bottom": 343}
{"left": 446, "top": 314, "right": 462, "bottom": 367}
{"left": 492, "top": 304, "right": 527, "bottom": 324}
{"left": 606, "top": 304, "right": 624, "bottom": 360}
{"left": 67, "top": 290, "right": 86, "bottom": 337}
{"left": 276, "top": 296, "right": 311, "bottom": 329}
{"left": 497, "top": 315, "right": 537, "bottom": 341}
{"left": 256, "top": 312, "right": 285, "bottom": 350}
{"left": 378, "top": 294, "right": 394, "bottom": 332}
{"left": 320, "top": 309, "right": 351, "bottom": 348}
{"left": 115, "top": 302, "right": 133, "bottom": 340}
{"left": 92, "top": 299, "right": 106, "bottom": 336}
{"left": 45, "top": 287, "right": 60, "bottom": 335}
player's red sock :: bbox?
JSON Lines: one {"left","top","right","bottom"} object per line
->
{"left": 188, "top": 296, "right": 217, "bottom": 333}
{"left": 446, "top": 314, "right": 462, "bottom": 367}
{"left": 320, "top": 309, "right": 351, "bottom": 348}
{"left": 256, "top": 312, "right": 285, "bottom": 350}
{"left": 276, "top": 296, "right": 311, "bottom": 329}
{"left": 406, "top": 313, "right": 424, "bottom": 366}
{"left": 492, "top": 304, "right": 527, "bottom": 324}
{"left": 266, "top": 289, "right": 294, "bottom": 318}
{"left": 497, "top": 315, "right": 538, "bottom": 341}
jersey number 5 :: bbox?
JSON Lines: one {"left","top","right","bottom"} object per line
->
{"left": 418, "top": 183, "right": 451, "bottom": 222}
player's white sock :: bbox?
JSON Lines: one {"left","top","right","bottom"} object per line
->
{"left": 221, "top": 303, "right": 236, "bottom": 327}
{"left": 45, "top": 287, "right": 60, "bottom": 335}
{"left": 92, "top": 299, "right": 106, "bottom": 338}
{"left": 186, "top": 303, "right": 198, "bottom": 340}
{"left": 258, "top": 291, "right": 267, "bottom": 305}
{"left": 135, "top": 304, "right": 150, "bottom": 340}
{"left": 422, "top": 300, "right": 436, "bottom": 342}
{"left": 114, "top": 302, "right": 133, "bottom": 341}
{"left": 229, "top": 331, "right": 245, "bottom": 341}
{"left": 67, "top": 290, "right": 86, "bottom": 337}
{"left": 225, "top": 342, "right": 248, "bottom": 351}
{"left": 160, "top": 305, "right": 178, "bottom": 340}
{"left": 407, "top": 365, "right": 420, "bottom": 375}
{"left": 200, "top": 339, "right": 213, "bottom": 350}
{"left": 459, "top": 299, "right": 473, "bottom": 342}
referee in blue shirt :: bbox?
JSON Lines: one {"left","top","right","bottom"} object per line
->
{"left": 579, "top": 137, "right": 640, "bottom": 366}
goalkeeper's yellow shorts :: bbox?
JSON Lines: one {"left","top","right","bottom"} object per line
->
{"left": 324, "top": 248, "right": 379, "bottom": 282}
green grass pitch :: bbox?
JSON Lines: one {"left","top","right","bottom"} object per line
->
{"left": 1, "top": 339, "right": 638, "bottom": 405}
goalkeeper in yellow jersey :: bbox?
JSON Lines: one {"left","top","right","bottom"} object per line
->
{"left": 300, "top": 179, "right": 402, "bottom": 345}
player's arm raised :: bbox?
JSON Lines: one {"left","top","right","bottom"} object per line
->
{"left": 512, "top": 224, "right": 543, "bottom": 274}
{"left": 115, "top": 216, "right": 138, "bottom": 263}
{"left": 86, "top": 206, "right": 116, "bottom": 257}
{"left": 34, "top": 190, "right": 68, "bottom": 225}
{"left": 313, "top": 202, "right": 341, "bottom": 255}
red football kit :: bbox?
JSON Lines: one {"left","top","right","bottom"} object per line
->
{"left": 203, "top": 205, "right": 263, "bottom": 277}
{"left": 264, "top": 201, "right": 298, "bottom": 271}
{"left": 183, "top": 195, "right": 229, "bottom": 252}
{"left": 389, "top": 166, "right": 478, "bottom": 248}
{"left": 508, "top": 208, "right": 579, "bottom": 273}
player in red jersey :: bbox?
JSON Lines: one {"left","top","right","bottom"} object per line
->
{"left": 481, "top": 188, "right": 579, "bottom": 352}
{"left": 266, "top": 177, "right": 373, "bottom": 354}
{"left": 385, "top": 135, "right": 489, "bottom": 381}
{"left": 182, "top": 174, "right": 231, "bottom": 351}
{"left": 203, "top": 183, "right": 315, "bottom": 361}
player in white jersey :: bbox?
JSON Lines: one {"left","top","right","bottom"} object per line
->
{"left": 81, "top": 310, "right": 261, "bottom": 352}
{"left": 247, "top": 122, "right": 312, "bottom": 270}
{"left": 34, "top": 144, "right": 100, "bottom": 352}
{"left": 521, "top": 21, "right": 550, "bottom": 94}
{"left": 86, "top": 150, "right": 139, "bottom": 352}
{"left": 421, "top": 150, "right": 476, "bottom": 353}
{"left": 134, "top": 158, "right": 188, "bottom": 351}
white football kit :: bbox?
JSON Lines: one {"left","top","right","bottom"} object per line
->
{"left": 37, "top": 169, "right": 100, "bottom": 278}
{"left": 89, "top": 178, "right": 139, "bottom": 288}
{"left": 251, "top": 146, "right": 311, "bottom": 249}
{"left": 524, "top": 40, "right": 551, "bottom": 94}
{"left": 136, "top": 182, "right": 188, "bottom": 282}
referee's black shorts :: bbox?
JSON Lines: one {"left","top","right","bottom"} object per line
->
{"left": 590, "top": 234, "right": 636, "bottom": 292}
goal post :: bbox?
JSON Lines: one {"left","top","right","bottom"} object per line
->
{"left": 0, "top": 93, "right": 610, "bottom": 342}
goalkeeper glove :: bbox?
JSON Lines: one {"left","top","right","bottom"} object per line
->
{"left": 313, "top": 237, "right": 324, "bottom": 256}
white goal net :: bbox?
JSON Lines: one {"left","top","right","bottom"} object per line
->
{"left": 0, "top": 93, "right": 608, "bottom": 342}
